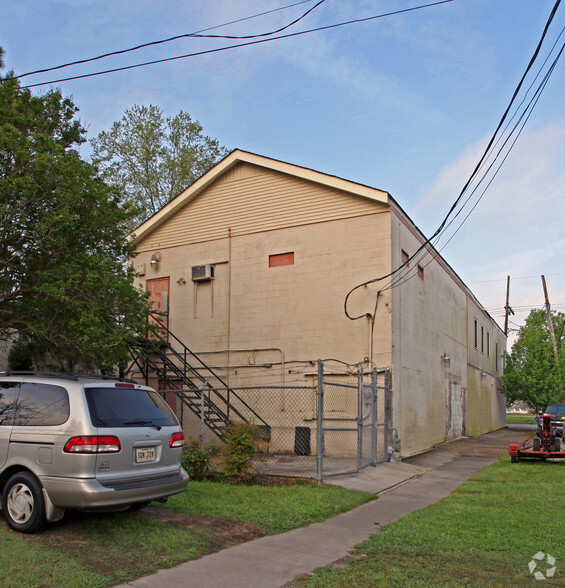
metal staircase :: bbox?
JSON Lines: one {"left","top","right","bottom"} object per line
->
{"left": 126, "top": 316, "right": 269, "bottom": 442}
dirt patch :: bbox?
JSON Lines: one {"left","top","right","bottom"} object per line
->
{"left": 17, "top": 505, "right": 266, "bottom": 581}
{"left": 138, "top": 506, "right": 265, "bottom": 549}
{"left": 233, "top": 474, "right": 317, "bottom": 487}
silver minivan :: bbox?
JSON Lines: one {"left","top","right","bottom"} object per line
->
{"left": 0, "top": 372, "right": 189, "bottom": 533}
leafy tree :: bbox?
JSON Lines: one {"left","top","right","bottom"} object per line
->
{"left": 500, "top": 308, "right": 565, "bottom": 411}
{"left": 90, "top": 105, "right": 228, "bottom": 227}
{"left": 0, "top": 54, "right": 151, "bottom": 373}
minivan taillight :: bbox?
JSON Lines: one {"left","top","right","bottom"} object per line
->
{"left": 170, "top": 432, "right": 185, "bottom": 448}
{"left": 64, "top": 436, "right": 121, "bottom": 453}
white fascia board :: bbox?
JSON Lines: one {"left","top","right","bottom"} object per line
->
{"left": 128, "top": 149, "right": 390, "bottom": 244}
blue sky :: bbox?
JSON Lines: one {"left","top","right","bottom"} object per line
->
{"left": 2, "top": 0, "right": 565, "bottom": 343}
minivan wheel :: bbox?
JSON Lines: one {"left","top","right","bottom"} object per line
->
{"left": 2, "top": 472, "right": 47, "bottom": 533}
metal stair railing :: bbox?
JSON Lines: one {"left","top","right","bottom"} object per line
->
{"left": 127, "top": 314, "right": 270, "bottom": 442}
{"left": 128, "top": 343, "right": 232, "bottom": 441}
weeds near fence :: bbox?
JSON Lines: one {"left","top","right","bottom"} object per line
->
{"left": 221, "top": 422, "right": 270, "bottom": 484}
{"left": 181, "top": 439, "right": 219, "bottom": 481}
{"left": 182, "top": 423, "right": 270, "bottom": 484}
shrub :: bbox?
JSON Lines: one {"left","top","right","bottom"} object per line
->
{"left": 181, "top": 438, "right": 216, "bottom": 481}
{"left": 221, "top": 422, "right": 269, "bottom": 484}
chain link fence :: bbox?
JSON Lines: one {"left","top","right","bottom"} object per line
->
{"left": 165, "top": 360, "right": 391, "bottom": 482}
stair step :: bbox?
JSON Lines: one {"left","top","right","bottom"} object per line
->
{"left": 127, "top": 321, "right": 268, "bottom": 444}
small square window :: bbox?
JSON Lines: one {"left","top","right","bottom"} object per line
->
{"left": 269, "top": 252, "right": 294, "bottom": 268}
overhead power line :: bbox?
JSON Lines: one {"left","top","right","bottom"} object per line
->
{"left": 15, "top": 0, "right": 324, "bottom": 80}
{"left": 488, "top": 304, "right": 565, "bottom": 314}
{"left": 14, "top": 0, "right": 455, "bottom": 89}
{"left": 397, "top": 36, "right": 565, "bottom": 292}
{"left": 388, "top": 26, "right": 565, "bottom": 292}
{"left": 385, "top": 3, "right": 564, "bottom": 291}
{"left": 344, "top": 0, "right": 564, "bottom": 320}
{"left": 469, "top": 272, "right": 565, "bottom": 285}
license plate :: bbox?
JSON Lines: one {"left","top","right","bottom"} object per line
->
{"left": 136, "top": 447, "right": 156, "bottom": 463}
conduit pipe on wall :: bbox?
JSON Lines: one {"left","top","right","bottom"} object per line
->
{"left": 227, "top": 228, "right": 232, "bottom": 385}
{"left": 200, "top": 347, "right": 286, "bottom": 387}
{"left": 366, "top": 314, "right": 373, "bottom": 362}
{"left": 366, "top": 290, "right": 382, "bottom": 366}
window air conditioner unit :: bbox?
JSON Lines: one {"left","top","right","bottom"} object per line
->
{"left": 191, "top": 264, "right": 214, "bottom": 282}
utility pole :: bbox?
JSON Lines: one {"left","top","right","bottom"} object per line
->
{"left": 542, "top": 275, "right": 559, "bottom": 366}
{"left": 504, "top": 275, "right": 513, "bottom": 336}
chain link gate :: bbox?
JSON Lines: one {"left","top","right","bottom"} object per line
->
{"left": 316, "top": 360, "right": 391, "bottom": 481}
{"left": 172, "top": 359, "right": 392, "bottom": 482}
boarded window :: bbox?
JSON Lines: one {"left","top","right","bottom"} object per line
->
{"left": 146, "top": 277, "right": 170, "bottom": 332}
{"left": 402, "top": 249, "right": 410, "bottom": 267}
{"left": 269, "top": 252, "right": 294, "bottom": 268}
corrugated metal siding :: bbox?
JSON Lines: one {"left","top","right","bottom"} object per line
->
{"left": 136, "top": 163, "right": 387, "bottom": 251}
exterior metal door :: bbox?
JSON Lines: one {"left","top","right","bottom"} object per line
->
{"left": 446, "top": 380, "right": 464, "bottom": 441}
{"left": 146, "top": 277, "right": 170, "bottom": 331}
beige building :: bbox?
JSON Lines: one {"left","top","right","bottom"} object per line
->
{"left": 129, "top": 150, "right": 506, "bottom": 458}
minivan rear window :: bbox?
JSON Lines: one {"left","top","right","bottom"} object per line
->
{"left": 85, "top": 387, "right": 177, "bottom": 428}
{"left": 0, "top": 382, "right": 21, "bottom": 426}
{"left": 14, "top": 383, "right": 70, "bottom": 426}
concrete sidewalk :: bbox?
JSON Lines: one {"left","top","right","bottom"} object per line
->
{"left": 114, "top": 442, "right": 500, "bottom": 588}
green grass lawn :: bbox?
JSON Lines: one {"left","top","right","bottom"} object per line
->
{"left": 0, "top": 480, "right": 373, "bottom": 588}
{"left": 506, "top": 412, "right": 536, "bottom": 425}
{"left": 164, "top": 479, "right": 374, "bottom": 535}
{"left": 4, "top": 451, "right": 565, "bottom": 587}
{"left": 305, "top": 455, "right": 565, "bottom": 587}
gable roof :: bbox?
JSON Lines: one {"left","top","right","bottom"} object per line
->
{"left": 129, "top": 149, "right": 390, "bottom": 244}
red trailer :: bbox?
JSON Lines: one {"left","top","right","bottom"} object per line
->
{"left": 509, "top": 414, "right": 565, "bottom": 462}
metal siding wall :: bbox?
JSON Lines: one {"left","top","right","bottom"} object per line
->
{"left": 136, "top": 163, "right": 384, "bottom": 252}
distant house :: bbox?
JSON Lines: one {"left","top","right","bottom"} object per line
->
{"left": 128, "top": 149, "right": 506, "bottom": 457}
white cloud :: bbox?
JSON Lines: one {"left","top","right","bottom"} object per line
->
{"left": 416, "top": 120, "right": 565, "bottom": 343}
{"left": 417, "top": 120, "right": 565, "bottom": 235}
